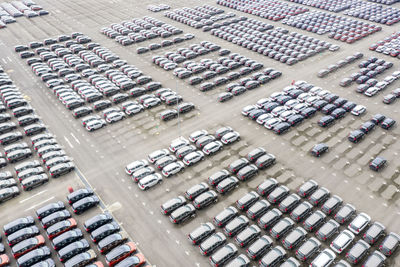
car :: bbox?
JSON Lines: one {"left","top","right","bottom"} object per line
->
{"left": 105, "top": 242, "right": 136, "bottom": 266}
{"left": 11, "top": 235, "right": 46, "bottom": 259}
{"left": 67, "top": 188, "right": 94, "bottom": 204}
{"left": 3, "top": 216, "right": 35, "bottom": 236}
{"left": 41, "top": 210, "right": 71, "bottom": 229}
{"left": 304, "top": 211, "right": 326, "bottom": 232}
{"left": 310, "top": 249, "right": 336, "bottom": 267}
{"left": 36, "top": 201, "right": 65, "bottom": 219}
{"left": 383, "top": 94, "right": 396, "bottom": 104}
{"left": 169, "top": 204, "right": 196, "bottom": 224}
{"left": 247, "top": 200, "right": 270, "bottom": 220}
{"left": 348, "top": 212, "right": 371, "bottom": 234}
{"left": 379, "top": 232, "right": 400, "bottom": 256}
{"left": 235, "top": 225, "right": 261, "bottom": 247}
{"left": 279, "top": 193, "right": 301, "bottom": 213}
{"left": 202, "top": 141, "right": 223, "bottom": 155}
{"left": 51, "top": 229, "right": 83, "bottom": 251}
{"left": 381, "top": 118, "right": 396, "bottom": 130}
{"left": 247, "top": 235, "right": 273, "bottom": 260}
{"left": 72, "top": 196, "right": 99, "bottom": 214}
{"left": 335, "top": 204, "right": 356, "bottom": 224}
{"left": 351, "top": 105, "right": 366, "bottom": 116}
{"left": 113, "top": 254, "right": 146, "bottom": 267}
{"left": 316, "top": 219, "right": 340, "bottom": 241}
{"left": 330, "top": 230, "right": 355, "bottom": 254}
{"left": 58, "top": 239, "right": 90, "bottom": 262}
{"left": 268, "top": 185, "right": 290, "bottom": 204}
{"left": 270, "top": 217, "right": 295, "bottom": 240}
{"left": 193, "top": 190, "right": 218, "bottom": 210}
{"left": 213, "top": 206, "right": 238, "bottom": 227}
{"left": 237, "top": 164, "right": 258, "bottom": 181}
{"left": 346, "top": 239, "right": 370, "bottom": 264}
{"left": 132, "top": 166, "right": 155, "bottom": 183}
{"left": 199, "top": 232, "right": 226, "bottom": 256}
{"left": 138, "top": 173, "right": 162, "bottom": 190}
{"left": 362, "top": 251, "right": 386, "bottom": 267}
{"left": 221, "top": 131, "right": 240, "bottom": 144}
{"left": 348, "top": 130, "right": 365, "bottom": 143}
{"left": 321, "top": 195, "right": 343, "bottom": 215}
{"left": 363, "top": 222, "right": 385, "bottom": 245}
{"left": 360, "top": 121, "right": 375, "bottom": 134}
{"left": 254, "top": 153, "right": 276, "bottom": 169}
{"left": 290, "top": 201, "right": 313, "bottom": 222}
{"left": 84, "top": 213, "right": 113, "bottom": 233}
{"left": 46, "top": 218, "right": 77, "bottom": 239}
{"left": 97, "top": 232, "right": 129, "bottom": 254}
{"left": 64, "top": 249, "right": 97, "bottom": 267}
{"left": 371, "top": 114, "right": 386, "bottom": 125}
{"left": 259, "top": 246, "right": 286, "bottom": 267}
{"left": 369, "top": 157, "right": 387, "bottom": 171}
{"left": 169, "top": 138, "right": 189, "bottom": 152}
{"left": 90, "top": 221, "right": 120, "bottom": 243}
{"left": 309, "top": 187, "right": 330, "bottom": 206}
{"left": 189, "top": 130, "right": 208, "bottom": 143}
{"left": 247, "top": 147, "right": 266, "bottom": 162}
{"left": 224, "top": 215, "right": 249, "bottom": 237}
{"left": 311, "top": 143, "right": 329, "bottom": 157}
{"left": 296, "top": 237, "right": 321, "bottom": 262}
{"left": 183, "top": 151, "right": 204, "bottom": 166}
{"left": 282, "top": 226, "right": 307, "bottom": 250}
{"left": 16, "top": 247, "right": 51, "bottom": 267}
{"left": 188, "top": 223, "right": 215, "bottom": 245}
{"left": 257, "top": 178, "right": 278, "bottom": 196}
{"left": 49, "top": 162, "right": 75, "bottom": 178}
{"left": 236, "top": 191, "right": 259, "bottom": 211}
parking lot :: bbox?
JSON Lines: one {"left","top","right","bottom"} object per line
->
{"left": 0, "top": 0, "right": 399, "bottom": 266}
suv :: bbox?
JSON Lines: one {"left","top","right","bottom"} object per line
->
{"left": 296, "top": 237, "right": 321, "bottom": 262}
{"left": 49, "top": 162, "right": 75, "bottom": 178}
{"left": 363, "top": 222, "right": 385, "bottom": 245}
{"left": 169, "top": 204, "right": 196, "bottom": 224}
{"left": 259, "top": 246, "right": 286, "bottom": 266}
{"left": 188, "top": 223, "right": 215, "bottom": 245}
{"left": 213, "top": 206, "right": 238, "bottom": 227}
{"left": 330, "top": 230, "right": 355, "bottom": 254}
{"left": 247, "top": 235, "right": 273, "bottom": 260}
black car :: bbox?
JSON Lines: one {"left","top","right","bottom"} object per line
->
{"left": 309, "top": 187, "right": 330, "bottom": 206}
{"left": 199, "top": 232, "right": 226, "bottom": 256}
{"left": 381, "top": 118, "right": 395, "bottom": 130}
{"left": 237, "top": 164, "right": 258, "bottom": 181}
{"left": 379, "top": 232, "right": 400, "bottom": 256}
{"left": 348, "top": 130, "right": 365, "bottom": 143}
{"left": 41, "top": 210, "right": 71, "bottom": 229}
{"left": 185, "top": 182, "right": 209, "bottom": 200}
{"left": 36, "top": 201, "right": 65, "bottom": 220}
{"left": 369, "top": 157, "right": 387, "bottom": 171}
{"left": 84, "top": 213, "right": 113, "bottom": 232}
{"left": 224, "top": 215, "right": 249, "bottom": 237}
{"left": 160, "top": 196, "right": 186, "bottom": 215}
{"left": 257, "top": 208, "right": 283, "bottom": 230}
{"left": 213, "top": 206, "right": 238, "bottom": 227}
{"left": 247, "top": 147, "right": 266, "bottom": 162}
{"left": 255, "top": 153, "right": 276, "bottom": 169}
{"left": 97, "top": 231, "right": 129, "bottom": 254}
{"left": 311, "top": 143, "right": 328, "bottom": 157}
{"left": 7, "top": 226, "right": 40, "bottom": 246}
{"left": 169, "top": 204, "right": 196, "bottom": 224}
{"left": 216, "top": 176, "right": 239, "bottom": 194}
{"left": 52, "top": 229, "right": 83, "bottom": 250}
{"left": 290, "top": 201, "right": 313, "bottom": 222}
{"left": 236, "top": 191, "right": 259, "bottom": 211}
{"left": 316, "top": 219, "right": 340, "bottom": 241}
{"left": 346, "top": 240, "right": 370, "bottom": 264}
{"left": 188, "top": 222, "right": 215, "bottom": 245}
{"left": 90, "top": 221, "right": 120, "bottom": 243}
{"left": 247, "top": 235, "right": 273, "bottom": 260}
{"left": 208, "top": 169, "right": 230, "bottom": 186}
{"left": 273, "top": 122, "right": 290, "bottom": 134}
{"left": 72, "top": 196, "right": 100, "bottom": 214}
{"left": 235, "top": 225, "right": 261, "bottom": 247}
{"left": 371, "top": 114, "right": 386, "bottom": 125}
{"left": 3, "top": 216, "right": 35, "bottom": 236}
{"left": 360, "top": 121, "right": 375, "bottom": 134}
{"left": 58, "top": 239, "right": 90, "bottom": 262}
{"left": 257, "top": 178, "right": 278, "bottom": 196}
{"left": 246, "top": 200, "right": 270, "bottom": 220}
{"left": 334, "top": 204, "right": 356, "bottom": 224}
{"left": 17, "top": 247, "right": 51, "bottom": 267}
{"left": 279, "top": 193, "right": 301, "bottom": 213}
{"left": 193, "top": 191, "right": 218, "bottom": 210}
{"left": 321, "top": 195, "right": 343, "bottom": 215}
{"left": 295, "top": 237, "right": 321, "bottom": 262}
{"left": 67, "top": 188, "right": 94, "bottom": 204}
{"left": 270, "top": 218, "right": 295, "bottom": 240}
{"left": 267, "top": 185, "right": 289, "bottom": 204}
{"left": 228, "top": 158, "right": 249, "bottom": 174}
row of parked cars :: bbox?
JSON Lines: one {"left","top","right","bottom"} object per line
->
{"left": 281, "top": 10, "right": 382, "bottom": 44}
{"left": 216, "top": 0, "right": 309, "bottom": 21}
{"left": 147, "top": 4, "right": 169, "bottom": 12}
{"left": 340, "top": 56, "right": 394, "bottom": 97}
{"left": 125, "top": 126, "right": 241, "bottom": 191}
{"left": 209, "top": 17, "right": 339, "bottom": 66}
{"left": 163, "top": 4, "right": 226, "bottom": 29}
{"left": 0, "top": 0, "right": 48, "bottom": 29}
{"left": 370, "top": 31, "right": 400, "bottom": 58}
{"left": 285, "top": 0, "right": 360, "bottom": 13}
{"left": 187, "top": 178, "right": 399, "bottom": 266}
{"left": 343, "top": 1, "right": 400, "bottom": 25}
{"left": 242, "top": 80, "right": 366, "bottom": 135}
{"left": 317, "top": 52, "right": 364, "bottom": 78}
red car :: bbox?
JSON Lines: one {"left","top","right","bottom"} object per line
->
{"left": 105, "top": 242, "right": 137, "bottom": 266}
{"left": 12, "top": 235, "right": 46, "bottom": 259}
{"left": 46, "top": 218, "right": 77, "bottom": 239}
{"left": 0, "top": 254, "right": 9, "bottom": 267}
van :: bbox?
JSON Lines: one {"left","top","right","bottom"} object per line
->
{"left": 21, "top": 174, "right": 49, "bottom": 191}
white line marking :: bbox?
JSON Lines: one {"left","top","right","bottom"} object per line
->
{"left": 2, "top": 58, "right": 6, "bottom": 64}
{"left": 64, "top": 136, "right": 74, "bottom": 148}
{"left": 70, "top": 133, "right": 80, "bottom": 144}
{"left": 24, "top": 196, "right": 55, "bottom": 211}
{"left": 19, "top": 190, "right": 48, "bottom": 203}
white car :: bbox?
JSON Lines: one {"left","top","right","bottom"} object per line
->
{"left": 125, "top": 104, "right": 144, "bottom": 116}
{"left": 293, "top": 103, "right": 308, "bottom": 114}
{"left": 317, "top": 90, "right": 331, "bottom": 98}
{"left": 284, "top": 99, "right": 299, "bottom": 110}
{"left": 169, "top": 138, "right": 189, "bottom": 152}
{"left": 282, "top": 86, "right": 296, "bottom": 95}
{"left": 148, "top": 149, "right": 169, "bottom": 164}
{"left": 351, "top": 105, "right": 366, "bottom": 116}
{"left": 279, "top": 110, "right": 295, "bottom": 122}
{"left": 297, "top": 93, "right": 312, "bottom": 103}
{"left": 85, "top": 119, "right": 106, "bottom": 132}
{"left": 256, "top": 98, "right": 271, "bottom": 108}
{"left": 105, "top": 112, "right": 125, "bottom": 123}
{"left": 270, "top": 91, "right": 283, "bottom": 101}
{"left": 162, "top": 161, "right": 185, "bottom": 177}
{"left": 143, "top": 98, "right": 161, "bottom": 108}
{"left": 384, "top": 76, "right": 396, "bottom": 84}
{"left": 364, "top": 87, "right": 379, "bottom": 97}
{"left": 330, "top": 230, "right": 355, "bottom": 254}
{"left": 294, "top": 80, "right": 307, "bottom": 87}
{"left": 221, "top": 131, "right": 240, "bottom": 145}
{"left": 375, "top": 81, "right": 388, "bottom": 90}
{"left": 241, "top": 105, "right": 257, "bottom": 116}
{"left": 256, "top": 114, "right": 273, "bottom": 125}
{"left": 125, "top": 159, "right": 148, "bottom": 175}
{"left": 348, "top": 212, "right": 371, "bottom": 234}
{"left": 271, "top": 106, "right": 286, "bottom": 117}
{"left": 102, "top": 107, "right": 120, "bottom": 117}
{"left": 265, "top": 118, "right": 281, "bottom": 130}
{"left": 183, "top": 151, "right": 204, "bottom": 166}
{"left": 202, "top": 141, "right": 223, "bottom": 155}
{"left": 305, "top": 96, "right": 320, "bottom": 106}
{"left": 310, "top": 249, "right": 336, "bottom": 267}
{"left": 189, "top": 130, "right": 208, "bottom": 143}
{"left": 138, "top": 173, "right": 162, "bottom": 190}
{"left": 309, "top": 87, "right": 323, "bottom": 96}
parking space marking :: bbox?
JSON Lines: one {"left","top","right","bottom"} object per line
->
{"left": 24, "top": 196, "right": 55, "bottom": 211}
{"left": 70, "top": 132, "right": 81, "bottom": 144}
{"left": 19, "top": 190, "right": 48, "bottom": 203}
{"left": 64, "top": 136, "right": 74, "bottom": 148}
